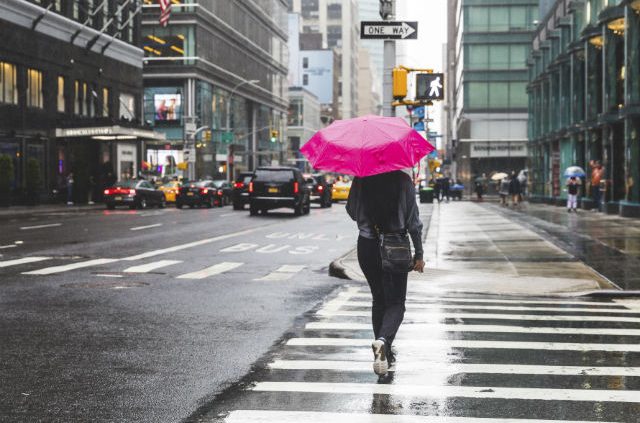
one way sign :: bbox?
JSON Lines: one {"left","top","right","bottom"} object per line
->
{"left": 360, "top": 21, "right": 418, "bottom": 40}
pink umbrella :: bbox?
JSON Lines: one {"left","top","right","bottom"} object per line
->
{"left": 300, "top": 115, "right": 434, "bottom": 177}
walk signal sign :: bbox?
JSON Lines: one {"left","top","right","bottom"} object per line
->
{"left": 270, "top": 130, "right": 279, "bottom": 143}
{"left": 416, "top": 73, "right": 444, "bottom": 101}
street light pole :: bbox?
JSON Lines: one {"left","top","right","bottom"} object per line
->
{"left": 225, "top": 79, "right": 260, "bottom": 181}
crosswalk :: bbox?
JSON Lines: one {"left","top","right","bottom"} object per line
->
{"left": 210, "top": 286, "right": 640, "bottom": 423}
{"left": 0, "top": 255, "right": 307, "bottom": 282}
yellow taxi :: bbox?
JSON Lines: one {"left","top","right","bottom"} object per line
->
{"left": 158, "top": 181, "right": 181, "bottom": 203}
{"left": 332, "top": 180, "right": 352, "bottom": 202}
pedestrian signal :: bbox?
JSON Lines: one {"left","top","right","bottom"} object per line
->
{"left": 392, "top": 67, "right": 407, "bottom": 99}
{"left": 203, "top": 130, "right": 212, "bottom": 142}
{"left": 416, "top": 73, "right": 444, "bottom": 101}
{"left": 270, "top": 130, "right": 278, "bottom": 143}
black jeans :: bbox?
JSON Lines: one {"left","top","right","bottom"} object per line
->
{"left": 357, "top": 235, "right": 408, "bottom": 347}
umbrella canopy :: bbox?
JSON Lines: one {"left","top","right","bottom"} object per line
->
{"left": 491, "top": 172, "right": 508, "bottom": 181}
{"left": 300, "top": 115, "right": 434, "bottom": 177}
{"left": 564, "top": 166, "right": 586, "bottom": 178}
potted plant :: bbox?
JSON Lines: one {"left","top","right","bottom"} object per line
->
{"left": 25, "top": 158, "right": 41, "bottom": 205}
{"left": 0, "top": 154, "right": 14, "bottom": 207}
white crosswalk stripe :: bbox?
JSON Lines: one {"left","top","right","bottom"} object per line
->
{"left": 218, "top": 287, "right": 640, "bottom": 422}
{"left": 254, "top": 265, "right": 306, "bottom": 281}
{"left": 22, "top": 258, "right": 119, "bottom": 275}
{"left": 0, "top": 256, "right": 51, "bottom": 268}
{"left": 123, "top": 260, "right": 182, "bottom": 273}
{"left": 176, "top": 262, "right": 243, "bottom": 279}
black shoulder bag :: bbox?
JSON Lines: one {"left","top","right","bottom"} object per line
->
{"left": 379, "top": 232, "right": 413, "bottom": 273}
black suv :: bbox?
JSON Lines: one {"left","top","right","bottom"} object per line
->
{"left": 232, "top": 172, "right": 254, "bottom": 210}
{"left": 304, "top": 173, "right": 333, "bottom": 208}
{"left": 248, "top": 167, "right": 311, "bottom": 216}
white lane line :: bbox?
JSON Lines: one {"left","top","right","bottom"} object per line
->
{"left": 224, "top": 410, "right": 617, "bottom": 423}
{"left": 316, "top": 310, "right": 640, "bottom": 323}
{"left": 130, "top": 223, "right": 163, "bottom": 231}
{"left": 268, "top": 360, "right": 640, "bottom": 377}
{"left": 0, "top": 257, "right": 51, "bottom": 268}
{"left": 0, "top": 245, "right": 17, "bottom": 250}
{"left": 176, "top": 262, "right": 243, "bottom": 279}
{"left": 19, "top": 223, "right": 62, "bottom": 230}
{"left": 304, "top": 322, "right": 640, "bottom": 337}
{"left": 124, "top": 228, "right": 261, "bottom": 261}
{"left": 333, "top": 300, "right": 640, "bottom": 314}
{"left": 347, "top": 293, "right": 625, "bottom": 308}
{"left": 286, "top": 337, "right": 640, "bottom": 352}
{"left": 254, "top": 265, "right": 306, "bottom": 281}
{"left": 22, "top": 259, "right": 119, "bottom": 275}
{"left": 124, "top": 260, "right": 182, "bottom": 273}
{"left": 94, "top": 274, "right": 123, "bottom": 278}
{"left": 220, "top": 213, "right": 235, "bottom": 217}
{"left": 251, "top": 381, "right": 640, "bottom": 403}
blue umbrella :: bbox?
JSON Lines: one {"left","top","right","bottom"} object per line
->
{"left": 564, "top": 166, "right": 586, "bottom": 178}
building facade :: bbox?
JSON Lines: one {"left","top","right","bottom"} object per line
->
{"left": 447, "top": 0, "right": 538, "bottom": 190}
{"left": 528, "top": 0, "right": 640, "bottom": 216}
{"left": 286, "top": 87, "right": 321, "bottom": 170}
{"left": 0, "top": 0, "right": 162, "bottom": 204}
{"left": 289, "top": 0, "right": 359, "bottom": 119}
{"left": 142, "top": 0, "right": 289, "bottom": 181}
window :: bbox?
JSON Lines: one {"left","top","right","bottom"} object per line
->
{"left": 73, "top": 0, "right": 80, "bottom": 20}
{"left": 288, "top": 98, "right": 303, "bottom": 126}
{"left": 57, "top": 76, "right": 65, "bottom": 112}
{"left": 327, "top": 3, "right": 341, "bottom": 19}
{"left": 303, "top": 74, "right": 309, "bottom": 86}
{"left": 0, "top": 62, "right": 18, "bottom": 105}
{"left": 467, "top": 44, "right": 529, "bottom": 70}
{"left": 467, "top": 7, "right": 489, "bottom": 31}
{"left": 74, "top": 81, "right": 81, "bottom": 115}
{"left": 142, "top": 25, "right": 194, "bottom": 58}
{"left": 466, "top": 81, "right": 528, "bottom": 109}
{"left": 303, "top": 57, "right": 309, "bottom": 69}
{"left": 27, "top": 69, "right": 43, "bottom": 109}
{"left": 82, "top": 82, "right": 89, "bottom": 116}
{"left": 119, "top": 93, "right": 135, "bottom": 120}
{"left": 102, "top": 87, "right": 109, "bottom": 117}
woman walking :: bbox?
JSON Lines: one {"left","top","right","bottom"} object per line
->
{"left": 347, "top": 170, "right": 425, "bottom": 376}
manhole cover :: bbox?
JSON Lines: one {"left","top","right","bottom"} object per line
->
{"left": 61, "top": 281, "right": 149, "bottom": 289}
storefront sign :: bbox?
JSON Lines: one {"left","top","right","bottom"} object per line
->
{"left": 469, "top": 142, "right": 527, "bottom": 158}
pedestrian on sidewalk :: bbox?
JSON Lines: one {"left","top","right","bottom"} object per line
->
{"left": 499, "top": 177, "right": 509, "bottom": 206}
{"left": 347, "top": 170, "right": 425, "bottom": 377}
{"left": 508, "top": 170, "right": 521, "bottom": 207}
{"left": 590, "top": 160, "right": 604, "bottom": 211}
{"left": 474, "top": 177, "right": 484, "bottom": 201}
{"left": 566, "top": 176, "right": 581, "bottom": 212}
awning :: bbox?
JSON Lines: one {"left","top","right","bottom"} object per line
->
{"left": 55, "top": 125, "right": 166, "bottom": 141}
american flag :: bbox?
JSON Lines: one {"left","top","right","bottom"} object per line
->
{"left": 158, "top": 0, "right": 172, "bottom": 27}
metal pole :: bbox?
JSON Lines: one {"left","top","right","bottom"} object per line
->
{"left": 382, "top": 1, "right": 396, "bottom": 117}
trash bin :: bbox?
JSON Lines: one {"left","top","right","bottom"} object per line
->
{"left": 419, "top": 187, "right": 434, "bottom": 203}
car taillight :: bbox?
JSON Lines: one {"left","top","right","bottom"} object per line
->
{"left": 294, "top": 182, "right": 299, "bottom": 194}
{"left": 217, "top": 190, "right": 223, "bottom": 196}
{"left": 201, "top": 188, "right": 209, "bottom": 194}
{"left": 103, "top": 189, "right": 110, "bottom": 195}
{"left": 249, "top": 182, "right": 254, "bottom": 193}
{"left": 234, "top": 182, "right": 244, "bottom": 189}
{"left": 318, "top": 185, "right": 324, "bottom": 192}
{"left": 129, "top": 189, "right": 136, "bottom": 195}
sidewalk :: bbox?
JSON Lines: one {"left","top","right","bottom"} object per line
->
{"left": 332, "top": 201, "right": 616, "bottom": 296}
{"left": 0, "top": 203, "right": 104, "bottom": 218}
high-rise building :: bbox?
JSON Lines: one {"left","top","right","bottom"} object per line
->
{"left": 527, "top": 0, "right": 640, "bottom": 216}
{"left": 447, "top": 0, "right": 538, "bottom": 189}
{"left": 0, "top": 0, "right": 162, "bottom": 204}
{"left": 289, "top": 0, "right": 359, "bottom": 119}
{"left": 142, "top": 0, "right": 289, "bottom": 179}
{"left": 358, "top": 0, "right": 383, "bottom": 105}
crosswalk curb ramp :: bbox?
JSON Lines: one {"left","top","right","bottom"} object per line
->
{"left": 193, "top": 286, "right": 640, "bottom": 422}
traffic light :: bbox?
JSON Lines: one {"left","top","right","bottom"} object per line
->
{"left": 270, "top": 129, "right": 278, "bottom": 143}
{"left": 379, "top": 0, "right": 393, "bottom": 19}
{"left": 203, "top": 129, "right": 212, "bottom": 142}
{"left": 392, "top": 67, "right": 407, "bottom": 99}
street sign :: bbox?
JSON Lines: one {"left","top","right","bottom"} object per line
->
{"left": 416, "top": 73, "right": 444, "bottom": 100}
{"left": 360, "top": 21, "right": 418, "bottom": 40}
{"left": 413, "top": 121, "right": 425, "bottom": 131}
{"left": 183, "top": 147, "right": 196, "bottom": 163}
{"left": 413, "top": 106, "right": 425, "bottom": 119}
{"left": 221, "top": 131, "right": 233, "bottom": 143}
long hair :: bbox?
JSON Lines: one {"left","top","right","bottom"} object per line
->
{"left": 360, "top": 170, "right": 408, "bottom": 231}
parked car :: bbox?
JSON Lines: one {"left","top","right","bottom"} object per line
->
{"left": 176, "top": 180, "right": 221, "bottom": 209}
{"left": 248, "top": 167, "right": 310, "bottom": 216}
{"left": 103, "top": 180, "right": 166, "bottom": 210}
{"left": 232, "top": 172, "right": 254, "bottom": 210}
{"left": 304, "top": 173, "right": 333, "bottom": 208}
{"left": 332, "top": 180, "right": 352, "bottom": 202}
{"left": 210, "top": 180, "right": 232, "bottom": 206}
{"left": 158, "top": 180, "right": 181, "bottom": 203}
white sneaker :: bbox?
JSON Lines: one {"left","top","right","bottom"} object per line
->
{"left": 371, "top": 340, "right": 388, "bottom": 376}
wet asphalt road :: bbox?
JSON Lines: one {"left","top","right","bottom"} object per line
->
{"left": 0, "top": 203, "right": 357, "bottom": 422}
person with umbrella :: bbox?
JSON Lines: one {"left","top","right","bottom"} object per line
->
{"left": 301, "top": 115, "right": 432, "bottom": 377}
{"left": 564, "top": 166, "right": 585, "bottom": 212}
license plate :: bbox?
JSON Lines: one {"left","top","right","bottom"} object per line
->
{"left": 268, "top": 187, "right": 279, "bottom": 193}
{"left": 114, "top": 196, "right": 122, "bottom": 201}
{"left": 187, "top": 192, "right": 194, "bottom": 196}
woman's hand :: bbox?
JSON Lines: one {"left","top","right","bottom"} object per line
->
{"left": 413, "top": 259, "right": 425, "bottom": 273}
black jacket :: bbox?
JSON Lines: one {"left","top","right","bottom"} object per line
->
{"left": 346, "top": 173, "right": 424, "bottom": 260}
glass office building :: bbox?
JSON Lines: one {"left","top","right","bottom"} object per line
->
{"left": 142, "top": 0, "right": 289, "bottom": 180}
{"left": 528, "top": 0, "right": 640, "bottom": 216}
{"left": 448, "top": 0, "right": 537, "bottom": 189}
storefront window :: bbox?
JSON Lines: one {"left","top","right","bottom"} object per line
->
{"left": 142, "top": 25, "right": 195, "bottom": 58}
{"left": 27, "top": 69, "right": 43, "bottom": 109}
{"left": 119, "top": 93, "right": 136, "bottom": 120}
{"left": 57, "top": 76, "right": 65, "bottom": 112}
{"left": 0, "top": 62, "right": 18, "bottom": 105}
{"left": 74, "top": 81, "right": 80, "bottom": 115}
{"left": 102, "top": 87, "right": 109, "bottom": 117}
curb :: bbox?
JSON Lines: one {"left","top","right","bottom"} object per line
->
{"left": 576, "top": 290, "right": 640, "bottom": 298}
{"left": 328, "top": 248, "right": 359, "bottom": 281}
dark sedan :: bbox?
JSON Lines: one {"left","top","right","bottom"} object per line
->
{"left": 232, "top": 172, "right": 254, "bottom": 210}
{"left": 103, "top": 180, "right": 166, "bottom": 210}
{"left": 176, "top": 180, "right": 220, "bottom": 209}
{"left": 210, "top": 180, "right": 232, "bottom": 206}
